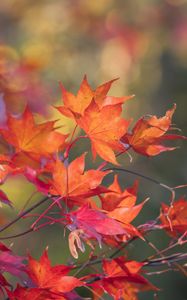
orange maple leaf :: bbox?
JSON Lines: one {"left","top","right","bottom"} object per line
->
{"left": 0, "top": 107, "right": 67, "bottom": 162}
{"left": 100, "top": 175, "right": 146, "bottom": 241}
{"left": 121, "top": 104, "right": 186, "bottom": 156}
{"left": 160, "top": 197, "right": 187, "bottom": 237}
{"left": 57, "top": 75, "right": 94, "bottom": 118}
{"left": 7, "top": 250, "right": 83, "bottom": 300}
{"left": 77, "top": 101, "right": 130, "bottom": 164}
{"left": 91, "top": 256, "right": 155, "bottom": 300}
{"left": 100, "top": 175, "right": 138, "bottom": 212}
{"left": 93, "top": 78, "right": 134, "bottom": 108}
{"left": 56, "top": 76, "right": 133, "bottom": 118}
{"left": 27, "top": 250, "right": 83, "bottom": 293}
{"left": 49, "top": 153, "right": 109, "bottom": 205}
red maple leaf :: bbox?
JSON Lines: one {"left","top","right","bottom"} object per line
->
{"left": 27, "top": 250, "right": 83, "bottom": 293}
{"left": 7, "top": 250, "right": 84, "bottom": 299}
{"left": 99, "top": 176, "right": 146, "bottom": 241}
{"left": 6, "top": 285, "right": 65, "bottom": 300}
{"left": 160, "top": 197, "right": 187, "bottom": 237}
{"left": 49, "top": 153, "right": 109, "bottom": 206}
{"left": 7, "top": 285, "right": 84, "bottom": 300}
{"left": 91, "top": 256, "right": 156, "bottom": 300}
{"left": 66, "top": 204, "right": 126, "bottom": 258}
{"left": 0, "top": 189, "right": 12, "bottom": 207}
{"left": 0, "top": 155, "right": 13, "bottom": 184}
{"left": 0, "top": 242, "right": 25, "bottom": 295}
{"left": 100, "top": 175, "right": 138, "bottom": 212}
{"left": 121, "top": 104, "right": 186, "bottom": 156}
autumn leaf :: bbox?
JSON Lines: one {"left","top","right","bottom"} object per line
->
{"left": 21, "top": 250, "right": 84, "bottom": 297}
{"left": 7, "top": 285, "right": 85, "bottom": 300}
{"left": 0, "top": 275, "right": 10, "bottom": 295}
{"left": 0, "top": 155, "right": 13, "bottom": 184}
{"left": 94, "top": 78, "right": 134, "bottom": 108}
{"left": 56, "top": 78, "right": 132, "bottom": 164}
{"left": 107, "top": 199, "right": 147, "bottom": 226}
{"left": 100, "top": 176, "right": 146, "bottom": 240}
{"left": 0, "top": 189, "right": 12, "bottom": 207}
{"left": 56, "top": 76, "right": 133, "bottom": 118}
{"left": 0, "top": 106, "right": 67, "bottom": 160}
{"left": 121, "top": 104, "right": 186, "bottom": 156}
{"left": 66, "top": 204, "right": 126, "bottom": 258}
{"left": 160, "top": 197, "right": 187, "bottom": 236}
{"left": 49, "top": 153, "right": 109, "bottom": 205}
{"left": 77, "top": 101, "right": 130, "bottom": 164}
{"left": 0, "top": 251, "right": 25, "bottom": 277}
{"left": 100, "top": 175, "right": 138, "bottom": 212}
{"left": 0, "top": 242, "right": 10, "bottom": 252}
{"left": 91, "top": 256, "right": 156, "bottom": 300}
{"left": 0, "top": 242, "right": 25, "bottom": 295}
{"left": 7, "top": 249, "right": 84, "bottom": 299}
{"left": 57, "top": 75, "right": 94, "bottom": 118}
{"left": 6, "top": 285, "right": 65, "bottom": 300}
{"left": 0, "top": 153, "right": 49, "bottom": 195}
{"left": 0, "top": 243, "right": 25, "bottom": 277}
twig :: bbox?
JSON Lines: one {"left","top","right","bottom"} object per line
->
{"left": 0, "top": 196, "right": 50, "bottom": 233}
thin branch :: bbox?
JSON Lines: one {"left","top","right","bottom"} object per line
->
{"left": 0, "top": 196, "right": 50, "bottom": 234}
{"left": 144, "top": 252, "right": 187, "bottom": 266}
{"left": 147, "top": 238, "right": 187, "bottom": 261}
{"left": 104, "top": 167, "right": 172, "bottom": 189}
{"left": 0, "top": 228, "right": 33, "bottom": 240}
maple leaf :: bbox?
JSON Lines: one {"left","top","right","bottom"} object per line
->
{"left": 0, "top": 251, "right": 25, "bottom": 277}
{"left": 91, "top": 257, "right": 156, "bottom": 300}
{"left": 0, "top": 275, "right": 10, "bottom": 296}
{"left": 6, "top": 250, "right": 85, "bottom": 299}
{"left": 0, "top": 242, "right": 25, "bottom": 295}
{"left": 0, "top": 153, "right": 50, "bottom": 195}
{"left": 0, "top": 164, "right": 12, "bottom": 184}
{"left": 24, "top": 167, "right": 51, "bottom": 195}
{"left": 0, "top": 242, "right": 10, "bottom": 252}
{"left": 6, "top": 285, "right": 65, "bottom": 300}
{"left": 57, "top": 75, "right": 94, "bottom": 118}
{"left": 100, "top": 175, "right": 146, "bottom": 241}
{"left": 160, "top": 197, "right": 187, "bottom": 237}
{"left": 0, "top": 153, "right": 49, "bottom": 195}
{"left": 0, "top": 243, "right": 25, "bottom": 277}
{"left": 7, "top": 285, "right": 84, "bottom": 300}
{"left": 49, "top": 153, "right": 109, "bottom": 205}
{"left": 0, "top": 189, "right": 12, "bottom": 207}
{"left": 77, "top": 101, "right": 129, "bottom": 164}
{"left": 66, "top": 204, "right": 126, "bottom": 258}
{"left": 0, "top": 106, "right": 67, "bottom": 162}
{"left": 93, "top": 78, "right": 134, "bottom": 108}
{"left": 100, "top": 175, "right": 138, "bottom": 212}
{"left": 121, "top": 104, "right": 186, "bottom": 156}
{"left": 0, "top": 155, "right": 13, "bottom": 184}
{"left": 56, "top": 76, "right": 133, "bottom": 118}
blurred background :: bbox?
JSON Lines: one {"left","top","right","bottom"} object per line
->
{"left": 0, "top": 0, "right": 187, "bottom": 299}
